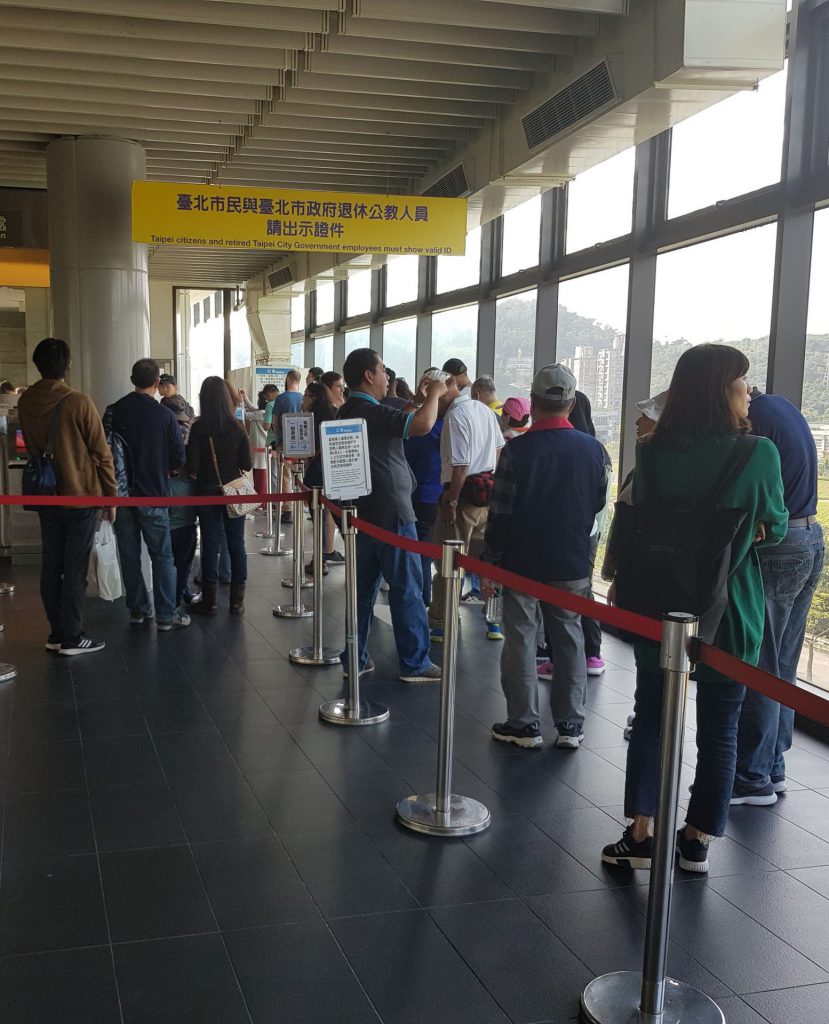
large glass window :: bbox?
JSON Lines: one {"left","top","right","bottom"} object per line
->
{"left": 566, "top": 148, "right": 635, "bottom": 253}
{"left": 229, "top": 307, "right": 252, "bottom": 371}
{"left": 802, "top": 207, "right": 829, "bottom": 691}
{"left": 315, "top": 282, "right": 335, "bottom": 326}
{"left": 385, "top": 255, "right": 419, "bottom": 307}
{"left": 382, "top": 317, "right": 417, "bottom": 388}
{"left": 291, "top": 294, "right": 305, "bottom": 334}
{"left": 494, "top": 290, "right": 536, "bottom": 396}
{"left": 668, "top": 67, "right": 787, "bottom": 219}
{"left": 347, "top": 268, "right": 372, "bottom": 317}
{"left": 291, "top": 341, "right": 304, "bottom": 366}
{"left": 437, "top": 227, "right": 480, "bottom": 294}
{"left": 314, "top": 334, "right": 333, "bottom": 370}
{"left": 345, "top": 328, "right": 370, "bottom": 358}
{"left": 501, "top": 195, "right": 542, "bottom": 277}
{"left": 652, "top": 224, "right": 777, "bottom": 393}
{"left": 431, "top": 305, "right": 478, "bottom": 377}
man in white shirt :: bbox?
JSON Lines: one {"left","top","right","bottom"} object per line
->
{"left": 429, "top": 372, "right": 504, "bottom": 641}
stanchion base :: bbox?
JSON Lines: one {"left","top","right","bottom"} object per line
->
{"left": 319, "top": 698, "right": 389, "bottom": 726}
{"left": 255, "top": 530, "right": 275, "bottom": 539}
{"left": 289, "top": 646, "right": 341, "bottom": 666}
{"left": 281, "top": 577, "right": 313, "bottom": 589}
{"left": 272, "top": 605, "right": 313, "bottom": 618}
{"left": 0, "top": 662, "right": 18, "bottom": 683}
{"left": 396, "top": 793, "right": 491, "bottom": 837}
{"left": 580, "top": 972, "right": 724, "bottom": 1024}
{"left": 260, "top": 546, "right": 291, "bottom": 557}
{"left": 0, "top": 583, "right": 15, "bottom": 595}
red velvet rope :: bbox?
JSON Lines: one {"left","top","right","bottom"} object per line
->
{"left": 0, "top": 492, "right": 304, "bottom": 508}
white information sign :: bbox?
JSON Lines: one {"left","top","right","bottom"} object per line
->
{"left": 282, "top": 413, "right": 315, "bottom": 458}
{"left": 255, "top": 365, "right": 294, "bottom": 393}
{"left": 320, "top": 419, "right": 372, "bottom": 502}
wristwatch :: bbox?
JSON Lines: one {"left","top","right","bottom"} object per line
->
{"left": 448, "top": 499, "right": 459, "bottom": 508}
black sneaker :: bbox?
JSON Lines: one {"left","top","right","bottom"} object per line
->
{"left": 324, "top": 550, "right": 345, "bottom": 564}
{"left": 44, "top": 634, "right": 63, "bottom": 652}
{"left": 555, "top": 723, "right": 585, "bottom": 750}
{"left": 491, "top": 721, "right": 542, "bottom": 749}
{"left": 730, "top": 782, "right": 777, "bottom": 806}
{"left": 341, "top": 659, "right": 375, "bottom": 679}
{"left": 675, "top": 828, "right": 710, "bottom": 873}
{"left": 59, "top": 636, "right": 105, "bottom": 657}
{"left": 399, "top": 663, "right": 442, "bottom": 683}
{"left": 601, "top": 826, "right": 653, "bottom": 869}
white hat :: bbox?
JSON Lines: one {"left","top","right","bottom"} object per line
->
{"left": 635, "top": 390, "right": 669, "bottom": 422}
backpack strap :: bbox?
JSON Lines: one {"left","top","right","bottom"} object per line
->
{"left": 43, "top": 394, "right": 69, "bottom": 461}
{"left": 706, "top": 434, "right": 760, "bottom": 506}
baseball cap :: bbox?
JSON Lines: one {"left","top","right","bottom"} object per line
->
{"left": 441, "top": 358, "right": 467, "bottom": 377}
{"left": 635, "top": 390, "right": 669, "bottom": 423}
{"left": 159, "top": 373, "right": 176, "bottom": 386}
{"left": 531, "top": 364, "right": 577, "bottom": 402}
{"left": 502, "top": 396, "right": 530, "bottom": 421}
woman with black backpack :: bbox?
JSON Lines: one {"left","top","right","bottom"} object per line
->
{"left": 601, "top": 344, "right": 787, "bottom": 874}
{"left": 187, "top": 376, "right": 253, "bottom": 615}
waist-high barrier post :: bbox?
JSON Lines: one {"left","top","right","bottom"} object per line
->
{"left": 396, "top": 539, "right": 490, "bottom": 836}
{"left": 0, "top": 582, "right": 14, "bottom": 595}
{"left": 273, "top": 472, "right": 312, "bottom": 619}
{"left": 0, "top": 584, "right": 17, "bottom": 681}
{"left": 581, "top": 612, "right": 723, "bottom": 1024}
{"left": 282, "top": 464, "right": 312, "bottom": 589}
{"left": 260, "top": 451, "right": 291, "bottom": 557}
{"left": 290, "top": 487, "right": 340, "bottom": 667}
{"left": 256, "top": 449, "right": 276, "bottom": 541}
{"left": 319, "top": 506, "right": 389, "bottom": 725}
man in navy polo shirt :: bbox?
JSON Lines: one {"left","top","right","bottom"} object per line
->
{"left": 480, "top": 364, "right": 608, "bottom": 750}
{"left": 338, "top": 349, "right": 447, "bottom": 683}
{"left": 733, "top": 390, "right": 825, "bottom": 805}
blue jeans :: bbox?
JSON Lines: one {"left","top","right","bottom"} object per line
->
{"left": 736, "top": 523, "right": 825, "bottom": 792}
{"left": 199, "top": 506, "right": 247, "bottom": 584}
{"left": 113, "top": 507, "right": 177, "bottom": 622}
{"left": 343, "top": 520, "right": 431, "bottom": 675}
{"left": 626, "top": 655, "right": 745, "bottom": 836}
{"left": 413, "top": 501, "right": 438, "bottom": 606}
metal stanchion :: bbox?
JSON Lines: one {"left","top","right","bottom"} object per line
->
{"left": 260, "top": 451, "right": 291, "bottom": 557}
{"left": 272, "top": 480, "right": 312, "bottom": 619}
{"left": 0, "top": 583, "right": 15, "bottom": 595}
{"left": 580, "top": 612, "right": 723, "bottom": 1024}
{"left": 290, "top": 487, "right": 340, "bottom": 666}
{"left": 396, "top": 540, "right": 490, "bottom": 836}
{"left": 256, "top": 449, "right": 276, "bottom": 539}
{"left": 282, "top": 465, "right": 312, "bottom": 588}
{"left": 319, "top": 506, "right": 389, "bottom": 725}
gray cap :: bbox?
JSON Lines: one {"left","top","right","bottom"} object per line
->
{"left": 635, "top": 390, "right": 669, "bottom": 423}
{"left": 531, "top": 363, "right": 577, "bottom": 402}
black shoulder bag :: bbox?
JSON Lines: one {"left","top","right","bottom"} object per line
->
{"left": 21, "top": 395, "right": 68, "bottom": 509}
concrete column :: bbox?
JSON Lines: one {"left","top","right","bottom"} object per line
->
{"left": 46, "top": 136, "right": 149, "bottom": 410}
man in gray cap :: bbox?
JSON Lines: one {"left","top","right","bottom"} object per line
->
{"left": 480, "top": 364, "right": 609, "bottom": 749}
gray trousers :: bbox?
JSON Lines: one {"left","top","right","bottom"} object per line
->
{"left": 500, "top": 580, "right": 590, "bottom": 729}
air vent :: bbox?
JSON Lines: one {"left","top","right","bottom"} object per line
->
{"left": 421, "top": 164, "right": 471, "bottom": 199}
{"left": 522, "top": 62, "right": 616, "bottom": 150}
{"left": 268, "top": 265, "right": 294, "bottom": 290}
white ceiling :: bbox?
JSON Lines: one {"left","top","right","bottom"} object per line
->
{"left": 0, "top": 0, "right": 630, "bottom": 285}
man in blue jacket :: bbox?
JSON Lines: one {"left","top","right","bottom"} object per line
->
{"left": 480, "top": 364, "right": 608, "bottom": 750}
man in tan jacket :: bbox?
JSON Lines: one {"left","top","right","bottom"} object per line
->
{"left": 18, "top": 338, "right": 117, "bottom": 656}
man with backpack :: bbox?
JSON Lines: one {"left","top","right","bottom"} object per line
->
{"left": 18, "top": 338, "right": 117, "bottom": 655}
{"left": 107, "top": 359, "right": 189, "bottom": 631}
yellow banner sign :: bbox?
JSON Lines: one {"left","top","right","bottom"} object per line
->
{"left": 132, "top": 181, "right": 467, "bottom": 257}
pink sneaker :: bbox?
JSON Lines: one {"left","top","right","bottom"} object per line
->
{"left": 586, "top": 656, "right": 605, "bottom": 676}
{"left": 537, "top": 660, "right": 554, "bottom": 681}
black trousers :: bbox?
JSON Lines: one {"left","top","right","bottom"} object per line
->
{"left": 170, "top": 525, "right": 197, "bottom": 606}
{"left": 38, "top": 507, "right": 98, "bottom": 644}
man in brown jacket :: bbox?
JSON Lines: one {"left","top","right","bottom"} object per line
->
{"left": 18, "top": 338, "right": 117, "bottom": 656}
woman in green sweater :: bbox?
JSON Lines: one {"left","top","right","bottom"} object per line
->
{"left": 602, "top": 344, "right": 787, "bottom": 874}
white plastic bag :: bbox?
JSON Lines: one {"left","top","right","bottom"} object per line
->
{"left": 88, "top": 520, "right": 123, "bottom": 601}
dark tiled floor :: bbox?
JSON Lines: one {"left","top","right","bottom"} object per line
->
{"left": 0, "top": 533, "right": 828, "bottom": 1024}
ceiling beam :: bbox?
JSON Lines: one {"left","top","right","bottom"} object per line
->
{"left": 476, "top": 0, "right": 626, "bottom": 11}
{"left": 321, "top": 34, "right": 554, "bottom": 73}
{"left": 282, "top": 88, "right": 499, "bottom": 120}
{"left": 351, "top": 0, "right": 599, "bottom": 35}
{"left": 303, "top": 52, "right": 531, "bottom": 90}
{"left": 249, "top": 126, "right": 451, "bottom": 152}
{"left": 265, "top": 102, "right": 484, "bottom": 131}
{"left": 0, "top": 118, "right": 234, "bottom": 147}
{"left": 0, "top": 84, "right": 256, "bottom": 117}
{"left": 336, "top": 16, "right": 574, "bottom": 54}
{"left": 293, "top": 71, "right": 515, "bottom": 105}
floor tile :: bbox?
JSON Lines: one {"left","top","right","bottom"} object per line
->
{"left": 769, "top": 788, "right": 829, "bottom": 837}
{"left": 90, "top": 782, "right": 185, "bottom": 852}
{"left": 744, "top": 983, "right": 829, "bottom": 1024}
{"left": 114, "top": 933, "right": 251, "bottom": 1024}
{"left": 787, "top": 863, "right": 829, "bottom": 899}
{"left": 139, "top": 694, "right": 215, "bottom": 734}
{"left": 169, "top": 775, "right": 273, "bottom": 843}
{"left": 225, "top": 920, "right": 380, "bottom": 1024}
{"left": 101, "top": 845, "right": 216, "bottom": 942}
{"left": 152, "top": 729, "right": 239, "bottom": 780}
{"left": 331, "top": 909, "right": 508, "bottom": 1024}
{"left": 0, "top": 854, "right": 109, "bottom": 954}
{"left": 83, "top": 733, "right": 166, "bottom": 788}
{"left": 77, "top": 697, "right": 148, "bottom": 739}
{"left": 726, "top": 803, "right": 829, "bottom": 869}
{"left": 244, "top": 769, "right": 353, "bottom": 833}
{"left": 192, "top": 836, "right": 318, "bottom": 930}
{"left": 0, "top": 946, "right": 121, "bottom": 1024}
{"left": 713, "top": 996, "right": 770, "bottom": 1024}
{"left": 220, "top": 724, "right": 313, "bottom": 773}
{"left": 9, "top": 701, "right": 79, "bottom": 745}
{"left": 2, "top": 788, "right": 95, "bottom": 865}
{"left": 431, "top": 899, "right": 593, "bottom": 1023}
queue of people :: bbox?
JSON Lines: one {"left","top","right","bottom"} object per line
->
{"left": 15, "top": 336, "right": 824, "bottom": 879}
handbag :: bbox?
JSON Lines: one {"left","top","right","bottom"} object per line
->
{"left": 21, "top": 395, "right": 68, "bottom": 509}
{"left": 209, "top": 437, "right": 260, "bottom": 519}
{"left": 87, "top": 521, "right": 123, "bottom": 601}
{"left": 460, "top": 470, "right": 494, "bottom": 508}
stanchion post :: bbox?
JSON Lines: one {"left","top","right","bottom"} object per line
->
{"left": 255, "top": 449, "right": 275, "bottom": 539}
{"left": 319, "top": 506, "right": 389, "bottom": 725}
{"left": 396, "top": 540, "right": 490, "bottom": 836}
{"left": 273, "top": 476, "right": 312, "bottom": 619}
{"left": 261, "top": 451, "right": 291, "bottom": 557}
{"left": 282, "top": 465, "right": 312, "bottom": 588}
{"left": 580, "top": 612, "right": 723, "bottom": 1024}
{"left": 0, "top": 583, "right": 15, "bottom": 595}
{"left": 290, "top": 487, "right": 340, "bottom": 666}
